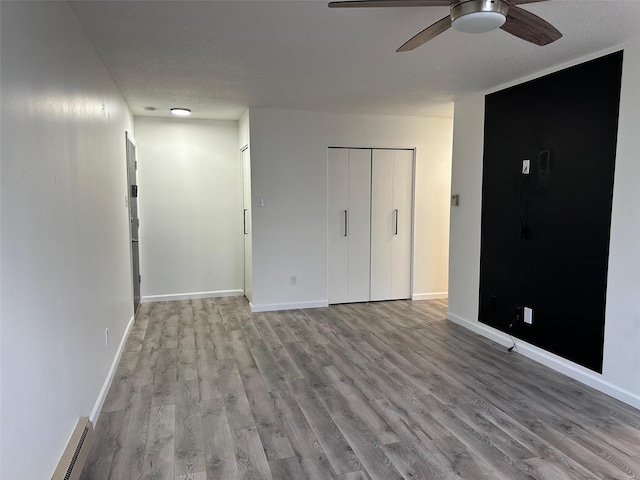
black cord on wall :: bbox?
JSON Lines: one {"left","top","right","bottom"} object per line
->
{"left": 507, "top": 317, "right": 517, "bottom": 352}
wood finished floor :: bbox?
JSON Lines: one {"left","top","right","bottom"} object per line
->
{"left": 82, "top": 297, "right": 640, "bottom": 480}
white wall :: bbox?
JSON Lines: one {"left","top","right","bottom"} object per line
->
{"left": 135, "top": 117, "right": 243, "bottom": 301}
{"left": 448, "top": 40, "right": 640, "bottom": 408}
{"left": 603, "top": 38, "right": 640, "bottom": 400}
{"left": 448, "top": 95, "right": 485, "bottom": 323}
{"left": 0, "top": 3, "right": 134, "bottom": 478}
{"left": 239, "top": 109, "right": 250, "bottom": 150}
{"left": 248, "top": 107, "right": 453, "bottom": 311}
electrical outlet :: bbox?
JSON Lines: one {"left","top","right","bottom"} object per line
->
{"left": 290, "top": 275, "right": 297, "bottom": 286}
{"left": 105, "top": 328, "right": 109, "bottom": 346}
{"left": 524, "top": 307, "right": 533, "bottom": 325}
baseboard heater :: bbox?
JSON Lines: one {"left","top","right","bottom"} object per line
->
{"left": 51, "top": 417, "right": 94, "bottom": 480}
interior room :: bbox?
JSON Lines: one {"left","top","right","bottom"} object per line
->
{"left": 1, "top": 1, "right": 639, "bottom": 479}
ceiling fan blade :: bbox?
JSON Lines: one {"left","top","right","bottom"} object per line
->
{"left": 329, "top": 0, "right": 450, "bottom": 8}
{"left": 500, "top": 5, "right": 562, "bottom": 45}
{"left": 397, "top": 15, "right": 451, "bottom": 51}
{"left": 507, "top": 0, "right": 549, "bottom": 4}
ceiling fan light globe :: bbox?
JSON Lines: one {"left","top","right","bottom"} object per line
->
{"left": 452, "top": 11, "right": 506, "bottom": 33}
{"left": 170, "top": 108, "right": 192, "bottom": 116}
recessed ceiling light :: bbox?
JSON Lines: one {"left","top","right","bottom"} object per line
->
{"left": 170, "top": 108, "right": 191, "bottom": 116}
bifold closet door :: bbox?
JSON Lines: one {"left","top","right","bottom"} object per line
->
{"left": 328, "top": 148, "right": 371, "bottom": 304}
{"left": 370, "top": 149, "right": 413, "bottom": 301}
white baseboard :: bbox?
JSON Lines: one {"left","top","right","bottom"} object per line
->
{"left": 141, "top": 289, "right": 243, "bottom": 303}
{"left": 250, "top": 300, "right": 328, "bottom": 313}
{"left": 446, "top": 312, "right": 640, "bottom": 410}
{"left": 90, "top": 315, "right": 135, "bottom": 424}
{"left": 412, "top": 292, "right": 448, "bottom": 301}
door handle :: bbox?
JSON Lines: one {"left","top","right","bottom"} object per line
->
{"left": 344, "top": 210, "right": 348, "bottom": 237}
{"left": 243, "top": 209, "right": 248, "bottom": 235}
{"left": 132, "top": 238, "right": 139, "bottom": 242}
{"left": 394, "top": 209, "right": 399, "bottom": 236}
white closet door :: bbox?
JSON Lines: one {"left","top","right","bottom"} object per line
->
{"left": 391, "top": 150, "right": 413, "bottom": 300}
{"left": 370, "top": 150, "right": 394, "bottom": 301}
{"left": 347, "top": 149, "right": 372, "bottom": 303}
{"left": 371, "top": 149, "right": 413, "bottom": 301}
{"left": 328, "top": 148, "right": 349, "bottom": 304}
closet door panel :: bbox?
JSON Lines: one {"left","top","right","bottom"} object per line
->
{"left": 328, "top": 148, "right": 349, "bottom": 304}
{"left": 348, "top": 149, "right": 372, "bottom": 303}
{"left": 370, "top": 150, "right": 394, "bottom": 301}
{"left": 391, "top": 150, "right": 413, "bottom": 300}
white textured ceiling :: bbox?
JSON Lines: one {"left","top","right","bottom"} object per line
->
{"left": 69, "top": 0, "right": 640, "bottom": 120}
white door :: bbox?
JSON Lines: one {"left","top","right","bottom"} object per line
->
{"left": 370, "top": 150, "right": 394, "bottom": 301}
{"left": 125, "top": 132, "right": 141, "bottom": 314}
{"left": 241, "top": 147, "right": 252, "bottom": 303}
{"left": 391, "top": 150, "right": 413, "bottom": 299}
{"left": 328, "top": 148, "right": 371, "bottom": 304}
{"left": 328, "top": 148, "right": 349, "bottom": 304}
{"left": 370, "top": 149, "right": 413, "bottom": 301}
{"left": 348, "top": 149, "right": 372, "bottom": 302}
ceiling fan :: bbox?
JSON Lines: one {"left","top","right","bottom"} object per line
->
{"left": 328, "top": 0, "right": 562, "bottom": 51}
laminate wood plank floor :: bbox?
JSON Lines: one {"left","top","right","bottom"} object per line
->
{"left": 82, "top": 298, "right": 640, "bottom": 480}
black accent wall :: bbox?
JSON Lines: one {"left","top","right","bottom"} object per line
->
{"left": 479, "top": 51, "right": 624, "bottom": 373}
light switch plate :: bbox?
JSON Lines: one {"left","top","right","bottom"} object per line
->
{"left": 522, "top": 159, "right": 531, "bottom": 175}
{"left": 524, "top": 307, "right": 533, "bottom": 325}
